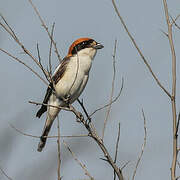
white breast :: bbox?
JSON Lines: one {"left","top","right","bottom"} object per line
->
{"left": 54, "top": 53, "right": 93, "bottom": 103}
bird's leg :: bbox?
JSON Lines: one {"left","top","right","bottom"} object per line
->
{"left": 62, "top": 94, "right": 71, "bottom": 104}
{"left": 58, "top": 94, "right": 71, "bottom": 105}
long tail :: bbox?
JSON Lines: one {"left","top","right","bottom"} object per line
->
{"left": 37, "top": 122, "right": 52, "bottom": 152}
{"left": 37, "top": 100, "right": 61, "bottom": 152}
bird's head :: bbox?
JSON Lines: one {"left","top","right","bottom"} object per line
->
{"left": 67, "top": 37, "right": 104, "bottom": 59}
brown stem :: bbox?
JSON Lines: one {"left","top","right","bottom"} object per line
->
{"left": 163, "top": 1, "right": 177, "bottom": 180}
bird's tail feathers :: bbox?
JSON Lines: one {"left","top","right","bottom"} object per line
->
{"left": 37, "top": 106, "right": 61, "bottom": 152}
{"left": 36, "top": 105, "right": 47, "bottom": 118}
{"left": 37, "top": 125, "right": 51, "bottom": 152}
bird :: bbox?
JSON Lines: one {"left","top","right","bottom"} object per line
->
{"left": 36, "top": 37, "right": 104, "bottom": 152}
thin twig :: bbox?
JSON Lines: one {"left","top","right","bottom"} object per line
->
{"left": 90, "top": 78, "right": 124, "bottom": 118}
{"left": 160, "top": 29, "right": 168, "bottom": 37}
{"left": 174, "top": 14, "right": 180, "bottom": 22}
{"left": 114, "top": 123, "right": 121, "bottom": 180}
{"left": 63, "top": 140, "right": 94, "bottom": 180}
{"left": 0, "top": 165, "right": 13, "bottom": 180}
{"left": 111, "top": 0, "right": 171, "bottom": 98}
{"left": 49, "top": 23, "right": 55, "bottom": 75}
{"left": 163, "top": 1, "right": 177, "bottom": 180}
{"left": 0, "top": 14, "right": 49, "bottom": 78}
{"left": 102, "top": 39, "right": 117, "bottom": 140}
{"left": 36, "top": 43, "right": 50, "bottom": 82}
{"left": 57, "top": 116, "right": 61, "bottom": 180}
{"left": 28, "top": 0, "right": 62, "bottom": 62}
{"left": 120, "top": 161, "right": 131, "bottom": 171}
{"left": 132, "top": 109, "right": 147, "bottom": 180}
{"left": 9, "top": 123, "right": 88, "bottom": 139}
{"left": 0, "top": 13, "right": 18, "bottom": 40}
{"left": 170, "top": 14, "right": 180, "bottom": 28}
{"left": 0, "top": 48, "right": 48, "bottom": 86}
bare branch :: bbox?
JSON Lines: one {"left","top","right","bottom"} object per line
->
{"left": 0, "top": 48, "right": 48, "bottom": 86}
{"left": 163, "top": 1, "right": 177, "bottom": 179}
{"left": 111, "top": 0, "right": 171, "bottom": 98}
{"left": 132, "top": 109, "right": 147, "bottom": 180}
{"left": 102, "top": 39, "right": 117, "bottom": 140}
{"left": 63, "top": 140, "right": 94, "bottom": 180}
{"left": 120, "top": 161, "right": 131, "bottom": 171}
{"left": 28, "top": 0, "right": 62, "bottom": 62}
{"left": 36, "top": 43, "right": 50, "bottom": 82}
{"left": 0, "top": 14, "right": 49, "bottom": 78}
{"left": 9, "top": 123, "right": 88, "bottom": 139}
{"left": 90, "top": 78, "right": 124, "bottom": 118}
{"left": 49, "top": 23, "right": 55, "bottom": 75}
{"left": 170, "top": 14, "right": 180, "bottom": 28}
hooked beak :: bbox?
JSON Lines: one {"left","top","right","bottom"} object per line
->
{"left": 93, "top": 43, "right": 104, "bottom": 49}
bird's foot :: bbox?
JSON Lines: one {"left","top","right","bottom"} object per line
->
{"left": 61, "top": 94, "right": 71, "bottom": 104}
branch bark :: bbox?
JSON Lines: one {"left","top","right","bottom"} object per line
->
{"left": 163, "top": 1, "right": 177, "bottom": 180}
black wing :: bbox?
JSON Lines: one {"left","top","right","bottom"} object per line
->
{"left": 36, "top": 83, "right": 53, "bottom": 118}
{"left": 36, "top": 57, "right": 70, "bottom": 118}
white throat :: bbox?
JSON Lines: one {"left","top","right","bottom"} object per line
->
{"left": 77, "top": 47, "right": 97, "bottom": 60}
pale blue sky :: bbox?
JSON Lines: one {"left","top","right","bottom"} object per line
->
{"left": 0, "top": 0, "right": 180, "bottom": 179}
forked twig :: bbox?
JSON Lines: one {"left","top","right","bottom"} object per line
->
{"left": 0, "top": 13, "right": 49, "bottom": 78}
{"left": 0, "top": 48, "right": 48, "bottom": 86}
{"left": 121, "top": 161, "right": 131, "bottom": 171}
{"left": 170, "top": 14, "right": 180, "bottom": 29}
{"left": 28, "top": 0, "right": 62, "bottom": 62}
{"left": 49, "top": 23, "right": 55, "bottom": 75}
{"left": 132, "top": 109, "right": 147, "bottom": 180}
{"left": 36, "top": 43, "right": 50, "bottom": 82}
{"left": 74, "top": 102, "right": 124, "bottom": 180}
